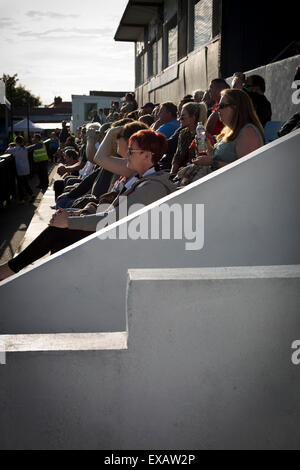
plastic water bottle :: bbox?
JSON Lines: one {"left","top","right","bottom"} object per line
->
{"left": 196, "top": 122, "right": 208, "bottom": 156}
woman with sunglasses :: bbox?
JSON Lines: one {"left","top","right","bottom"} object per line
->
{"left": 192, "top": 88, "right": 265, "bottom": 171}
{"left": 170, "top": 102, "right": 208, "bottom": 178}
{"left": 0, "top": 130, "right": 176, "bottom": 281}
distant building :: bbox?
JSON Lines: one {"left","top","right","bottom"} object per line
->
{"left": 114, "top": 0, "right": 299, "bottom": 120}
{"left": 13, "top": 96, "right": 72, "bottom": 133}
{"left": 47, "top": 96, "right": 72, "bottom": 110}
{"left": 71, "top": 91, "right": 127, "bottom": 133}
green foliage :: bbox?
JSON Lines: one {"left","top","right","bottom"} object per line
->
{"left": 2, "top": 73, "right": 42, "bottom": 107}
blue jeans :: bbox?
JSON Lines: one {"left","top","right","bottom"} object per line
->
{"left": 56, "top": 197, "right": 77, "bottom": 210}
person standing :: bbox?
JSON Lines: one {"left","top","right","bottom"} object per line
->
{"left": 91, "top": 110, "right": 101, "bottom": 123}
{"left": 59, "top": 121, "right": 69, "bottom": 146}
{"left": 49, "top": 131, "right": 59, "bottom": 163}
{"left": 6, "top": 136, "right": 34, "bottom": 203}
{"left": 26, "top": 133, "right": 49, "bottom": 191}
{"left": 98, "top": 109, "right": 106, "bottom": 125}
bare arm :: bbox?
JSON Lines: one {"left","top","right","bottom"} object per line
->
{"left": 92, "top": 127, "right": 135, "bottom": 178}
{"left": 57, "top": 160, "right": 86, "bottom": 177}
{"left": 235, "top": 126, "right": 262, "bottom": 158}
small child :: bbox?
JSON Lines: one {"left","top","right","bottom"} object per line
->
{"left": 6, "top": 136, "right": 34, "bottom": 204}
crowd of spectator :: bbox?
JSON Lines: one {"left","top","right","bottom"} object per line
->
{"left": 0, "top": 67, "right": 299, "bottom": 281}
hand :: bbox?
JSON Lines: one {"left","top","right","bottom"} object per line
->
{"left": 49, "top": 209, "right": 69, "bottom": 229}
{"left": 232, "top": 72, "right": 245, "bottom": 89}
{"left": 205, "top": 138, "right": 215, "bottom": 158}
{"left": 86, "top": 123, "right": 101, "bottom": 138}
{"left": 192, "top": 156, "right": 213, "bottom": 168}
{"left": 57, "top": 165, "right": 67, "bottom": 177}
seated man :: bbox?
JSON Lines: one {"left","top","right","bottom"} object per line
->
{"left": 232, "top": 73, "right": 272, "bottom": 127}
{"left": 139, "top": 102, "right": 155, "bottom": 117}
{"left": 156, "top": 102, "right": 180, "bottom": 139}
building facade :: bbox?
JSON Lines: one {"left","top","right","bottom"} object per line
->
{"left": 115, "top": 0, "right": 299, "bottom": 118}
{"left": 71, "top": 91, "right": 127, "bottom": 133}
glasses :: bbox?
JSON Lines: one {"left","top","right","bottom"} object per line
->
{"left": 217, "top": 103, "right": 233, "bottom": 110}
{"left": 127, "top": 147, "right": 144, "bottom": 156}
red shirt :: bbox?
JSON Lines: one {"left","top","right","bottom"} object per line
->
{"left": 211, "top": 102, "right": 224, "bottom": 137}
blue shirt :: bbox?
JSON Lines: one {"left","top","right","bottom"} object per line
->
{"left": 157, "top": 120, "right": 180, "bottom": 139}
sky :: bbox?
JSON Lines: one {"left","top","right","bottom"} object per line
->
{"left": 0, "top": 0, "right": 134, "bottom": 105}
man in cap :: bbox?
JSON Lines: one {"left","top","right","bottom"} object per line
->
{"left": 139, "top": 102, "right": 155, "bottom": 117}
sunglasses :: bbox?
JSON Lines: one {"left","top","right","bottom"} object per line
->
{"left": 127, "top": 147, "right": 144, "bottom": 156}
{"left": 218, "top": 103, "right": 233, "bottom": 110}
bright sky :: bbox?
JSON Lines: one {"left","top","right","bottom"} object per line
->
{"left": 0, "top": 0, "right": 134, "bottom": 105}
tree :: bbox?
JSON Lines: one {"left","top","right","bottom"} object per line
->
{"left": 2, "top": 73, "right": 42, "bottom": 107}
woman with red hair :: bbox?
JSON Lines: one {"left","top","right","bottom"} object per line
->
{"left": 0, "top": 130, "right": 176, "bottom": 281}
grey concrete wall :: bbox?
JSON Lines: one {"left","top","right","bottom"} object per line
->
{"left": 0, "top": 129, "right": 299, "bottom": 336}
{"left": 228, "top": 55, "right": 300, "bottom": 122}
{"left": 0, "top": 266, "right": 299, "bottom": 449}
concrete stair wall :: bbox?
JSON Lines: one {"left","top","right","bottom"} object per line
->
{"left": 0, "top": 266, "right": 299, "bottom": 449}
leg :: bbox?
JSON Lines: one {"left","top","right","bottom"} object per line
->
{"left": 16, "top": 175, "right": 25, "bottom": 200}
{"left": 40, "top": 160, "right": 49, "bottom": 189}
{"left": 6, "top": 226, "right": 93, "bottom": 274}
{"left": 37, "top": 161, "right": 49, "bottom": 190}
{"left": 23, "top": 175, "right": 33, "bottom": 197}
{"left": 56, "top": 197, "right": 77, "bottom": 209}
{"left": 54, "top": 180, "right": 66, "bottom": 200}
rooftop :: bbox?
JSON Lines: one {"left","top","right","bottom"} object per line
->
{"left": 114, "top": 0, "right": 163, "bottom": 42}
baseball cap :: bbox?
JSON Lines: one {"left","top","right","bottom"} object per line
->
{"left": 141, "top": 102, "right": 155, "bottom": 109}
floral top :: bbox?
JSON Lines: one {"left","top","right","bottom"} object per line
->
{"left": 172, "top": 128, "right": 196, "bottom": 169}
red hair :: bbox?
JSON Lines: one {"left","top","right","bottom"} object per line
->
{"left": 129, "top": 129, "right": 168, "bottom": 168}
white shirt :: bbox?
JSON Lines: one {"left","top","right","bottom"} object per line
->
{"left": 79, "top": 161, "right": 94, "bottom": 178}
{"left": 124, "top": 167, "right": 156, "bottom": 191}
{"left": 6, "top": 146, "right": 30, "bottom": 176}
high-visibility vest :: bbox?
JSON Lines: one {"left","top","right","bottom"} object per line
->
{"left": 33, "top": 141, "right": 48, "bottom": 163}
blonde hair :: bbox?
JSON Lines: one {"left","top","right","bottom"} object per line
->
{"left": 217, "top": 89, "right": 265, "bottom": 143}
{"left": 182, "top": 102, "right": 208, "bottom": 126}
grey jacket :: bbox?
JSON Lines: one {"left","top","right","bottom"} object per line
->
{"left": 68, "top": 171, "right": 177, "bottom": 232}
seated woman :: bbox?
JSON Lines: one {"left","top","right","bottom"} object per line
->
{"left": 170, "top": 102, "right": 208, "bottom": 177}
{"left": 55, "top": 121, "right": 148, "bottom": 211}
{"left": 0, "top": 130, "right": 176, "bottom": 281}
{"left": 192, "top": 88, "right": 265, "bottom": 172}
{"left": 55, "top": 119, "right": 131, "bottom": 203}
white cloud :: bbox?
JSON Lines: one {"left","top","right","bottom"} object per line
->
{"left": 0, "top": 0, "right": 134, "bottom": 104}
{"left": 26, "top": 10, "right": 79, "bottom": 19}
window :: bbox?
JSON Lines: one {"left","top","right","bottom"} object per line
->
{"left": 136, "top": 54, "right": 144, "bottom": 87}
{"left": 152, "top": 42, "right": 158, "bottom": 76}
{"left": 168, "top": 17, "right": 178, "bottom": 67}
{"left": 194, "top": 0, "right": 213, "bottom": 50}
{"left": 84, "top": 103, "right": 98, "bottom": 121}
{"left": 157, "top": 38, "right": 163, "bottom": 74}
